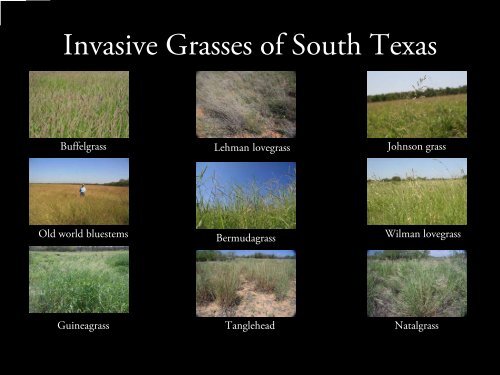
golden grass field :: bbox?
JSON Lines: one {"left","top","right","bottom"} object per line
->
{"left": 29, "top": 184, "right": 129, "bottom": 225}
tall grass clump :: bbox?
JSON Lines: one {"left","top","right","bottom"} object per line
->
{"left": 196, "top": 262, "right": 241, "bottom": 311}
{"left": 196, "top": 71, "right": 296, "bottom": 138}
{"left": 243, "top": 259, "right": 295, "bottom": 300}
{"left": 196, "top": 167, "right": 296, "bottom": 229}
{"left": 367, "top": 258, "right": 467, "bottom": 317}
{"left": 29, "top": 251, "right": 129, "bottom": 313}
{"left": 196, "top": 258, "right": 296, "bottom": 316}
{"left": 29, "top": 71, "right": 129, "bottom": 138}
{"left": 367, "top": 178, "right": 466, "bottom": 225}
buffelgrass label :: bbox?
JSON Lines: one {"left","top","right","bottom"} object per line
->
{"left": 225, "top": 320, "right": 275, "bottom": 332}
{"left": 60, "top": 141, "right": 107, "bottom": 153}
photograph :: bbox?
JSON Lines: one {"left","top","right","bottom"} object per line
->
{"left": 196, "top": 71, "right": 296, "bottom": 138}
{"left": 367, "top": 71, "right": 467, "bottom": 138}
{"left": 367, "top": 158, "right": 467, "bottom": 225}
{"left": 29, "top": 246, "right": 129, "bottom": 313}
{"left": 196, "top": 250, "right": 296, "bottom": 317}
{"left": 29, "top": 158, "right": 129, "bottom": 225}
{"left": 196, "top": 162, "right": 296, "bottom": 229}
{"left": 29, "top": 71, "right": 129, "bottom": 138}
{"left": 367, "top": 250, "right": 467, "bottom": 317}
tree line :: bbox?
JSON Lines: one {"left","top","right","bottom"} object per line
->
{"left": 370, "top": 250, "right": 466, "bottom": 260}
{"left": 103, "top": 179, "right": 129, "bottom": 187}
{"left": 29, "top": 246, "right": 128, "bottom": 252}
{"left": 370, "top": 250, "right": 430, "bottom": 260}
{"left": 368, "top": 175, "right": 467, "bottom": 182}
{"left": 367, "top": 85, "right": 467, "bottom": 103}
{"left": 196, "top": 250, "right": 295, "bottom": 262}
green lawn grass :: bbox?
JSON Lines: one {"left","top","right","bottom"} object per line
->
{"left": 29, "top": 251, "right": 129, "bottom": 313}
{"left": 368, "top": 258, "right": 467, "bottom": 317}
{"left": 367, "top": 179, "right": 466, "bottom": 225}
{"left": 29, "top": 71, "right": 129, "bottom": 138}
{"left": 367, "top": 94, "right": 467, "bottom": 138}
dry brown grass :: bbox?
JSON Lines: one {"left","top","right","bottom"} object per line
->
{"left": 196, "top": 71, "right": 296, "bottom": 138}
{"left": 29, "top": 184, "right": 129, "bottom": 225}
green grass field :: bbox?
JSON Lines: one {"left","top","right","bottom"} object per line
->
{"left": 368, "top": 257, "right": 467, "bottom": 317}
{"left": 367, "top": 94, "right": 467, "bottom": 138}
{"left": 29, "top": 71, "right": 129, "bottom": 138}
{"left": 367, "top": 179, "right": 466, "bottom": 225}
{"left": 196, "top": 168, "right": 296, "bottom": 229}
{"left": 29, "top": 251, "right": 129, "bottom": 313}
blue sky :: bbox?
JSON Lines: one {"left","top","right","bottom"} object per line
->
{"left": 367, "top": 71, "right": 467, "bottom": 95}
{"left": 29, "top": 158, "right": 129, "bottom": 184}
{"left": 196, "top": 162, "right": 295, "bottom": 204}
{"left": 368, "top": 250, "right": 465, "bottom": 257}
{"left": 219, "top": 250, "right": 295, "bottom": 257}
{"left": 367, "top": 158, "right": 467, "bottom": 180}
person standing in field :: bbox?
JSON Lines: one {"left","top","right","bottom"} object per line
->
{"left": 80, "top": 184, "right": 86, "bottom": 197}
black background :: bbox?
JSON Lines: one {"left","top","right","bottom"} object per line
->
{"left": 0, "top": 1, "right": 496, "bottom": 342}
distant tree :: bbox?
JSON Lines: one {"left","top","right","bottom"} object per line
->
{"left": 196, "top": 250, "right": 225, "bottom": 262}
{"left": 381, "top": 250, "right": 404, "bottom": 260}
{"left": 377, "top": 250, "right": 429, "bottom": 260}
{"left": 103, "top": 179, "right": 129, "bottom": 187}
{"left": 391, "top": 176, "right": 401, "bottom": 182}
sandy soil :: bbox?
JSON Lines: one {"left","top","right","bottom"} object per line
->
{"left": 196, "top": 279, "right": 296, "bottom": 317}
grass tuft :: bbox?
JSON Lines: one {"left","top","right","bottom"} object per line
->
{"left": 196, "top": 71, "right": 296, "bottom": 138}
{"left": 196, "top": 259, "right": 296, "bottom": 313}
{"left": 367, "top": 257, "right": 466, "bottom": 317}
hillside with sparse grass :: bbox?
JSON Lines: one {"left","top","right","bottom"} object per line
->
{"left": 196, "top": 71, "right": 296, "bottom": 138}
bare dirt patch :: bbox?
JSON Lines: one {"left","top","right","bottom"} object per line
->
{"left": 196, "top": 279, "right": 296, "bottom": 317}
